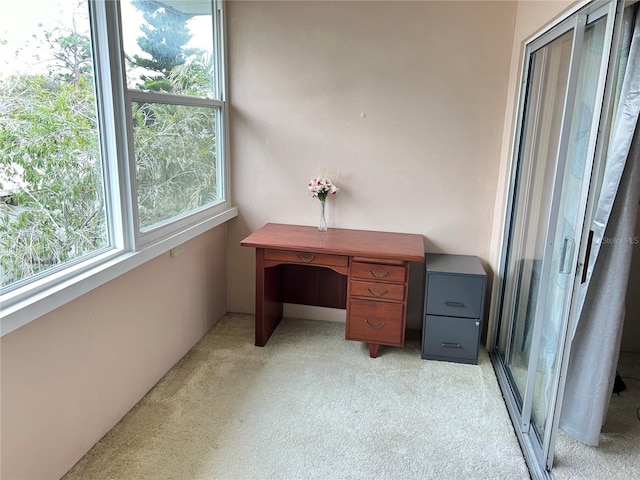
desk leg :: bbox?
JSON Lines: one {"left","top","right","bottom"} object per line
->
{"left": 368, "top": 343, "right": 381, "bottom": 358}
{"left": 255, "top": 249, "right": 283, "bottom": 346}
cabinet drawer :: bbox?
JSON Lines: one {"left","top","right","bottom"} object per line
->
{"left": 422, "top": 315, "right": 480, "bottom": 363}
{"left": 346, "top": 299, "right": 404, "bottom": 346}
{"left": 426, "top": 273, "right": 484, "bottom": 318}
{"left": 351, "top": 262, "right": 407, "bottom": 283}
{"left": 349, "top": 280, "right": 405, "bottom": 302}
{"left": 264, "top": 249, "right": 348, "bottom": 267}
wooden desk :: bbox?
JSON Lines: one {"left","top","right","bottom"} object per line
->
{"left": 241, "top": 223, "right": 424, "bottom": 357}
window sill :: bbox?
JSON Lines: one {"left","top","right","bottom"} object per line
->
{"left": 0, "top": 206, "right": 238, "bottom": 337}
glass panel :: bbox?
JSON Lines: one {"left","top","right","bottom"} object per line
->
{"left": 530, "top": 15, "right": 608, "bottom": 440}
{"left": 131, "top": 101, "right": 219, "bottom": 231}
{"left": 497, "top": 30, "right": 575, "bottom": 408}
{"left": 121, "top": 0, "right": 216, "bottom": 98}
{"left": 0, "top": 1, "right": 108, "bottom": 289}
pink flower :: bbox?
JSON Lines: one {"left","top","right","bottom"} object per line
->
{"left": 308, "top": 176, "right": 339, "bottom": 201}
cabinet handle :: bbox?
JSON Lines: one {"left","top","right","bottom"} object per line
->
{"left": 296, "top": 253, "right": 315, "bottom": 263}
{"left": 367, "top": 288, "right": 388, "bottom": 298}
{"left": 444, "top": 301, "right": 466, "bottom": 308}
{"left": 369, "top": 269, "right": 389, "bottom": 279}
{"left": 365, "top": 318, "right": 386, "bottom": 330}
{"left": 441, "top": 342, "right": 462, "bottom": 348}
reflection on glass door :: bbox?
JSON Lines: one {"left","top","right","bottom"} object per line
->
{"left": 529, "top": 15, "right": 608, "bottom": 449}
{"left": 493, "top": 3, "right": 614, "bottom": 476}
{"left": 498, "top": 28, "right": 574, "bottom": 417}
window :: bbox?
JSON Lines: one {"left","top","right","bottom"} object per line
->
{"left": 120, "top": 0, "right": 226, "bottom": 245}
{"left": 0, "top": 0, "right": 231, "bottom": 323}
{"left": 0, "top": 1, "right": 109, "bottom": 290}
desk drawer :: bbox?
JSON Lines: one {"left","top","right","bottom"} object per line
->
{"left": 349, "top": 279, "right": 405, "bottom": 302}
{"left": 264, "top": 249, "right": 348, "bottom": 267}
{"left": 351, "top": 262, "right": 407, "bottom": 283}
{"left": 346, "top": 299, "right": 404, "bottom": 346}
{"left": 426, "top": 273, "right": 484, "bottom": 318}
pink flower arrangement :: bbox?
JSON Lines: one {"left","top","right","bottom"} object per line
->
{"left": 307, "top": 177, "right": 338, "bottom": 202}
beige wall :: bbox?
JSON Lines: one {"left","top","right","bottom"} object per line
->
{"left": 227, "top": 0, "right": 518, "bottom": 328}
{"left": 2, "top": 2, "right": 602, "bottom": 479}
{"left": 0, "top": 226, "right": 229, "bottom": 480}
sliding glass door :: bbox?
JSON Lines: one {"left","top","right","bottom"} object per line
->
{"left": 492, "top": 1, "right": 618, "bottom": 476}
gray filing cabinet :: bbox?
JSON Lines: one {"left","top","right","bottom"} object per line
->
{"left": 422, "top": 254, "right": 486, "bottom": 364}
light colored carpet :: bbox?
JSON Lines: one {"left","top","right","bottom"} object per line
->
{"left": 553, "top": 351, "right": 640, "bottom": 480}
{"left": 62, "top": 313, "right": 529, "bottom": 480}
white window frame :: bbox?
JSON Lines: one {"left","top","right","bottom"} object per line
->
{"left": 0, "top": 0, "right": 236, "bottom": 336}
{"left": 126, "top": 91, "right": 227, "bottom": 248}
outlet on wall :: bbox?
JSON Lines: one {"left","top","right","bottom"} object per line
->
{"left": 170, "top": 244, "right": 185, "bottom": 257}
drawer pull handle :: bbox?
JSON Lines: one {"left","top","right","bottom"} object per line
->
{"left": 442, "top": 342, "right": 462, "bottom": 349}
{"left": 445, "top": 301, "right": 466, "bottom": 308}
{"left": 369, "top": 269, "right": 389, "bottom": 279}
{"left": 296, "top": 253, "right": 316, "bottom": 263}
{"left": 365, "top": 318, "right": 386, "bottom": 330}
{"left": 367, "top": 288, "right": 388, "bottom": 298}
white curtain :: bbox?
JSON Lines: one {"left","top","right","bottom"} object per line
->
{"left": 560, "top": 7, "right": 640, "bottom": 446}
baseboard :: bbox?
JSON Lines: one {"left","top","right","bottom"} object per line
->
{"left": 283, "top": 304, "right": 346, "bottom": 323}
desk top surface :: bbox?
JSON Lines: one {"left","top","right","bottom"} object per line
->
{"left": 241, "top": 223, "right": 425, "bottom": 262}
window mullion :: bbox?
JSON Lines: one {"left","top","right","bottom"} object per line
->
{"left": 93, "top": 0, "right": 136, "bottom": 253}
